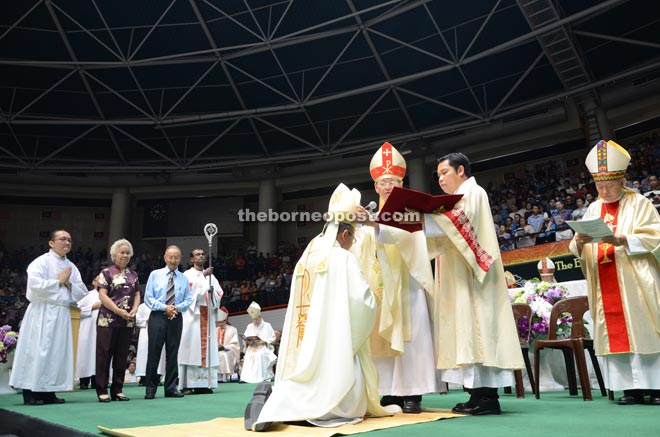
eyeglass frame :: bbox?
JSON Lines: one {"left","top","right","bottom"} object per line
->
{"left": 377, "top": 178, "right": 403, "bottom": 188}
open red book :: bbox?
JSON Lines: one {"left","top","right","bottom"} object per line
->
{"left": 376, "top": 186, "right": 463, "bottom": 232}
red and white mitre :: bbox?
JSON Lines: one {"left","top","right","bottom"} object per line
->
{"left": 369, "top": 142, "right": 406, "bottom": 182}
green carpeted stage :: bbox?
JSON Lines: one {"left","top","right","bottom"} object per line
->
{"left": 0, "top": 383, "right": 657, "bottom": 436}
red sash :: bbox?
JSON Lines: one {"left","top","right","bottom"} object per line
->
{"left": 596, "top": 201, "right": 630, "bottom": 353}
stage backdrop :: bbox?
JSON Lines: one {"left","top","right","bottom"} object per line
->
{"left": 501, "top": 241, "right": 585, "bottom": 284}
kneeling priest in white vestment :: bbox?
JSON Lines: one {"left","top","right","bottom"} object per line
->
{"left": 252, "top": 183, "right": 397, "bottom": 431}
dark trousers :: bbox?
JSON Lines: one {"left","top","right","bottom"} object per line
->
{"left": 79, "top": 376, "right": 95, "bottom": 389}
{"left": 95, "top": 326, "right": 132, "bottom": 397}
{"left": 145, "top": 311, "right": 182, "bottom": 396}
{"left": 22, "top": 389, "right": 58, "bottom": 403}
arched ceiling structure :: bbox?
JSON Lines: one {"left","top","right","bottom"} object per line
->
{"left": 1, "top": 0, "right": 660, "bottom": 180}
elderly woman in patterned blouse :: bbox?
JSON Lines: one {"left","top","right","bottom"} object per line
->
{"left": 95, "top": 239, "right": 140, "bottom": 403}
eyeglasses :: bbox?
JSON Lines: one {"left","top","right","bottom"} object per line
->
{"left": 377, "top": 179, "right": 402, "bottom": 187}
{"left": 52, "top": 237, "right": 72, "bottom": 243}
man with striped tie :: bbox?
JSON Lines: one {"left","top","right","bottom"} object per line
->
{"left": 144, "top": 245, "right": 192, "bottom": 399}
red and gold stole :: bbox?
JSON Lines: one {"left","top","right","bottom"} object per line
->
{"left": 597, "top": 200, "right": 630, "bottom": 353}
{"left": 200, "top": 305, "right": 209, "bottom": 367}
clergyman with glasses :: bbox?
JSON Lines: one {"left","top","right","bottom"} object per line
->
{"left": 10, "top": 229, "right": 88, "bottom": 406}
{"left": 355, "top": 142, "right": 439, "bottom": 414}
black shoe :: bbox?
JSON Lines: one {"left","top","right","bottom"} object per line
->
{"left": 452, "top": 400, "right": 473, "bottom": 414}
{"left": 649, "top": 391, "right": 660, "bottom": 405}
{"left": 402, "top": 396, "right": 422, "bottom": 414}
{"left": 380, "top": 395, "right": 404, "bottom": 408}
{"left": 144, "top": 391, "right": 156, "bottom": 400}
{"left": 165, "top": 391, "right": 184, "bottom": 398}
{"left": 244, "top": 381, "right": 272, "bottom": 431}
{"left": 43, "top": 396, "right": 66, "bottom": 404}
{"left": 618, "top": 390, "right": 644, "bottom": 405}
{"left": 181, "top": 388, "right": 194, "bottom": 395}
{"left": 98, "top": 394, "right": 111, "bottom": 403}
{"left": 453, "top": 397, "right": 501, "bottom": 415}
{"left": 111, "top": 393, "right": 130, "bottom": 401}
{"left": 193, "top": 388, "right": 213, "bottom": 394}
{"left": 24, "top": 399, "right": 45, "bottom": 406}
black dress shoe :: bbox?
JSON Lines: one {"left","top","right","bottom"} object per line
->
{"left": 402, "top": 399, "right": 422, "bottom": 414}
{"left": 44, "top": 396, "right": 66, "bottom": 404}
{"left": 111, "top": 394, "right": 130, "bottom": 401}
{"left": 454, "top": 398, "right": 501, "bottom": 415}
{"left": 24, "top": 399, "right": 45, "bottom": 406}
{"left": 380, "top": 395, "right": 404, "bottom": 408}
{"left": 618, "top": 395, "right": 644, "bottom": 405}
{"left": 193, "top": 388, "right": 213, "bottom": 394}
{"left": 452, "top": 401, "right": 474, "bottom": 414}
{"left": 144, "top": 392, "right": 156, "bottom": 400}
{"left": 165, "top": 391, "right": 184, "bottom": 398}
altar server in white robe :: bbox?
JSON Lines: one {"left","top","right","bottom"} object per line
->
{"left": 179, "top": 248, "right": 223, "bottom": 393}
{"left": 217, "top": 306, "right": 240, "bottom": 382}
{"left": 240, "top": 302, "right": 277, "bottom": 383}
{"left": 252, "top": 183, "right": 397, "bottom": 431}
{"left": 10, "top": 229, "right": 88, "bottom": 405}
{"left": 76, "top": 275, "right": 102, "bottom": 389}
{"left": 135, "top": 303, "right": 165, "bottom": 378}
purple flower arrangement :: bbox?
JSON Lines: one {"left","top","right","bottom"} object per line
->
{"left": 509, "top": 280, "right": 572, "bottom": 340}
{"left": 0, "top": 325, "right": 18, "bottom": 364}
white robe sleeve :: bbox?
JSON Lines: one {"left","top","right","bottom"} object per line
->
{"left": 423, "top": 213, "right": 447, "bottom": 237}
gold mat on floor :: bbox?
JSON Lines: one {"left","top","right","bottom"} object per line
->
{"left": 98, "top": 408, "right": 464, "bottom": 437}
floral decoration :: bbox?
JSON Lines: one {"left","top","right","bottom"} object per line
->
{"left": 508, "top": 280, "right": 572, "bottom": 340}
{"left": 0, "top": 325, "right": 18, "bottom": 364}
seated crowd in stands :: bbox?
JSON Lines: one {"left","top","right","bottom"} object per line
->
{"left": 2, "top": 135, "right": 660, "bottom": 325}
{"left": 491, "top": 134, "right": 660, "bottom": 251}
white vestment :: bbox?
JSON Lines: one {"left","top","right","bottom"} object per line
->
{"left": 424, "top": 177, "right": 524, "bottom": 388}
{"left": 240, "top": 319, "right": 277, "bottom": 383}
{"left": 372, "top": 225, "right": 439, "bottom": 396}
{"left": 178, "top": 268, "right": 223, "bottom": 389}
{"left": 217, "top": 324, "right": 240, "bottom": 377}
{"left": 255, "top": 242, "right": 394, "bottom": 428}
{"left": 135, "top": 303, "right": 165, "bottom": 377}
{"left": 10, "top": 250, "right": 88, "bottom": 392}
{"left": 569, "top": 190, "right": 660, "bottom": 390}
{"left": 76, "top": 289, "right": 100, "bottom": 379}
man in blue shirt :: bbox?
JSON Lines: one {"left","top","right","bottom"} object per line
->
{"left": 144, "top": 245, "right": 192, "bottom": 399}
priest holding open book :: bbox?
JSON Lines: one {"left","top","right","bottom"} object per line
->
{"left": 569, "top": 140, "right": 660, "bottom": 406}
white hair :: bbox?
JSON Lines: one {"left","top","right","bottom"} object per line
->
{"left": 110, "top": 238, "right": 134, "bottom": 263}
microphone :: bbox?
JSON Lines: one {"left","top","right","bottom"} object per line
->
{"left": 365, "top": 201, "right": 377, "bottom": 213}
